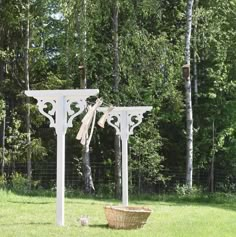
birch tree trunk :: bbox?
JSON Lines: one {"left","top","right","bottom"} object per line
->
{"left": 113, "top": 0, "right": 122, "bottom": 199}
{"left": 193, "top": 0, "right": 199, "bottom": 105}
{"left": 83, "top": 142, "right": 95, "bottom": 193}
{"left": 77, "top": 0, "right": 94, "bottom": 193}
{"left": 65, "top": 23, "right": 69, "bottom": 82}
{"left": 25, "top": 0, "right": 32, "bottom": 186}
{"left": 81, "top": 0, "right": 87, "bottom": 89}
{"left": 113, "top": 0, "right": 120, "bottom": 93}
{"left": 184, "top": 0, "right": 194, "bottom": 189}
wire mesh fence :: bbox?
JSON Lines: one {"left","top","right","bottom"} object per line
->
{"left": 3, "top": 160, "right": 234, "bottom": 195}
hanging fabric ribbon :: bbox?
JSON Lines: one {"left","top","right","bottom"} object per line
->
{"left": 76, "top": 98, "right": 103, "bottom": 145}
{"left": 97, "top": 106, "right": 114, "bottom": 128}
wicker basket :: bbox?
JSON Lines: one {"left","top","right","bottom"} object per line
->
{"left": 104, "top": 206, "right": 152, "bottom": 229}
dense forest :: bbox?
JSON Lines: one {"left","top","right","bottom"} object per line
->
{"left": 1, "top": 0, "right": 236, "bottom": 196}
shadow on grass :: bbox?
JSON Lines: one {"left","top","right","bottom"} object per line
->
{"left": 88, "top": 224, "right": 108, "bottom": 229}
{"left": 129, "top": 193, "right": 236, "bottom": 214}
{"left": 8, "top": 200, "right": 52, "bottom": 205}
{"left": 10, "top": 189, "right": 56, "bottom": 198}
{"left": 7, "top": 189, "right": 119, "bottom": 203}
{"left": 0, "top": 222, "right": 52, "bottom": 226}
{"left": 7, "top": 199, "right": 108, "bottom": 206}
{"left": 156, "top": 199, "right": 236, "bottom": 212}
{"left": 3, "top": 189, "right": 236, "bottom": 214}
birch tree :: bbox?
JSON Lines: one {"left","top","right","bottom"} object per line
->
{"left": 78, "top": 0, "right": 94, "bottom": 193}
{"left": 24, "top": 0, "right": 32, "bottom": 185}
{"left": 112, "top": 0, "right": 122, "bottom": 199}
{"left": 184, "top": 0, "right": 194, "bottom": 189}
{"left": 193, "top": 0, "right": 199, "bottom": 105}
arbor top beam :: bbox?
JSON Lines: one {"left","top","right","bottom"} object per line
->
{"left": 25, "top": 89, "right": 99, "bottom": 97}
{"left": 97, "top": 106, "right": 152, "bottom": 112}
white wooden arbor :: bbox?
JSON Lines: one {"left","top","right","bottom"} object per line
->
{"left": 97, "top": 106, "right": 152, "bottom": 206}
{"left": 25, "top": 89, "right": 99, "bottom": 226}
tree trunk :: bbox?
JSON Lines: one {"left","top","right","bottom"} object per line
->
{"left": 210, "top": 120, "right": 215, "bottom": 193}
{"left": 193, "top": 0, "right": 200, "bottom": 141}
{"left": 65, "top": 23, "right": 69, "bottom": 81}
{"left": 83, "top": 142, "right": 95, "bottom": 193}
{"left": 1, "top": 115, "right": 5, "bottom": 175}
{"left": 184, "top": 0, "right": 194, "bottom": 189}
{"left": 112, "top": 0, "right": 122, "bottom": 199}
{"left": 113, "top": 0, "right": 120, "bottom": 92}
{"left": 78, "top": 0, "right": 94, "bottom": 193}
{"left": 82, "top": 0, "right": 87, "bottom": 89}
{"left": 193, "top": 0, "right": 199, "bottom": 105}
{"left": 0, "top": 0, "right": 5, "bottom": 176}
{"left": 0, "top": 61, "right": 6, "bottom": 175}
{"left": 12, "top": 157, "right": 15, "bottom": 174}
{"left": 25, "top": 0, "right": 32, "bottom": 186}
{"left": 138, "top": 155, "right": 141, "bottom": 196}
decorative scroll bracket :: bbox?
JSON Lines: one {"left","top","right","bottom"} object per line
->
{"left": 25, "top": 90, "right": 98, "bottom": 135}
{"left": 97, "top": 106, "right": 152, "bottom": 207}
{"left": 97, "top": 107, "right": 152, "bottom": 141}
{"left": 25, "top": 89, "right": 99, "bottom": 227}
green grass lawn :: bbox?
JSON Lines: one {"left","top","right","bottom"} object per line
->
{"left": 0, "top": 190, "right": 236, "bottom": 237}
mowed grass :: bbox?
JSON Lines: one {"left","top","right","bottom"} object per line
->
{"left": 0, "top": 190, "right": 236, "bottom": 237}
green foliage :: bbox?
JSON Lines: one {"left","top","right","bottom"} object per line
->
{"left": 25, "top": 138, "right": 47, "bottom": 160}
{"left": 96, "top": 183, "right": 115, "bottom": 198}
{"left": 0, "top": 175, "right": 7, "bottom": 190}
{"left": 216, "top": 175, "right": 236, "bottom": 193}
{"left": 5, "top": 113, "right": 27, "bottom": 163}
{"left": 130, "top": 118, "right": 165, "bottom": 184}
{"left": 1, "top": 0, "right": 236, "bottom": 194}
{"left": 11, "top": 172, "right": 30, "bottom": 194}
{"left": 11, "top": 172, "right": 40, "bottom": 194}
{"left": 193, "top": 0, "right": 236, "bottom": 179}
{"left": 175, "top": 184, "right": 202, "bottom": 197}
{"left": 73, "top": 157, "right": 83, "bottom": 177}
{"left": 0, "top": 99, "right": 5, "bottom": 121}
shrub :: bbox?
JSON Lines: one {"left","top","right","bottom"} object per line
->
{"left": 96, "top": 183, "right": 115, "bottom": 198}
{"left": 216, "top": 176, "right": 236, "bottom": 193}
{"left": 175, "top": 184, "right": 202, "bottom": 197}
{"left": 0, "top": 175, "right": 7, "bottom": 190}
{"left": 11, "top": 172, "right": 30, "bottom": 194}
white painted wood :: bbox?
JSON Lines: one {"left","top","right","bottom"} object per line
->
{"left": 121, "top": 111, "right": 128, "bottom": 206}
{"left": 25, "top": 89, "right": 99, "bottom": 226}
{"left": 25, "top": 89, "right": 98, "bottom": 97}
{"left": 97, "top": 106, "right": 152, "bottom": 206}
{"left": 98, "top": 106, "right": 152, "bottom": 112}
{"left": 56, "top": 95, "right": 65, "bottom": 226}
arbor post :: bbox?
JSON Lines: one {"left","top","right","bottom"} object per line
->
{"left": 97, "top": 107, "right": 152, "bottom": 206}
{"left": 25, "top": 89, "right": 99, "bottom": 226}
